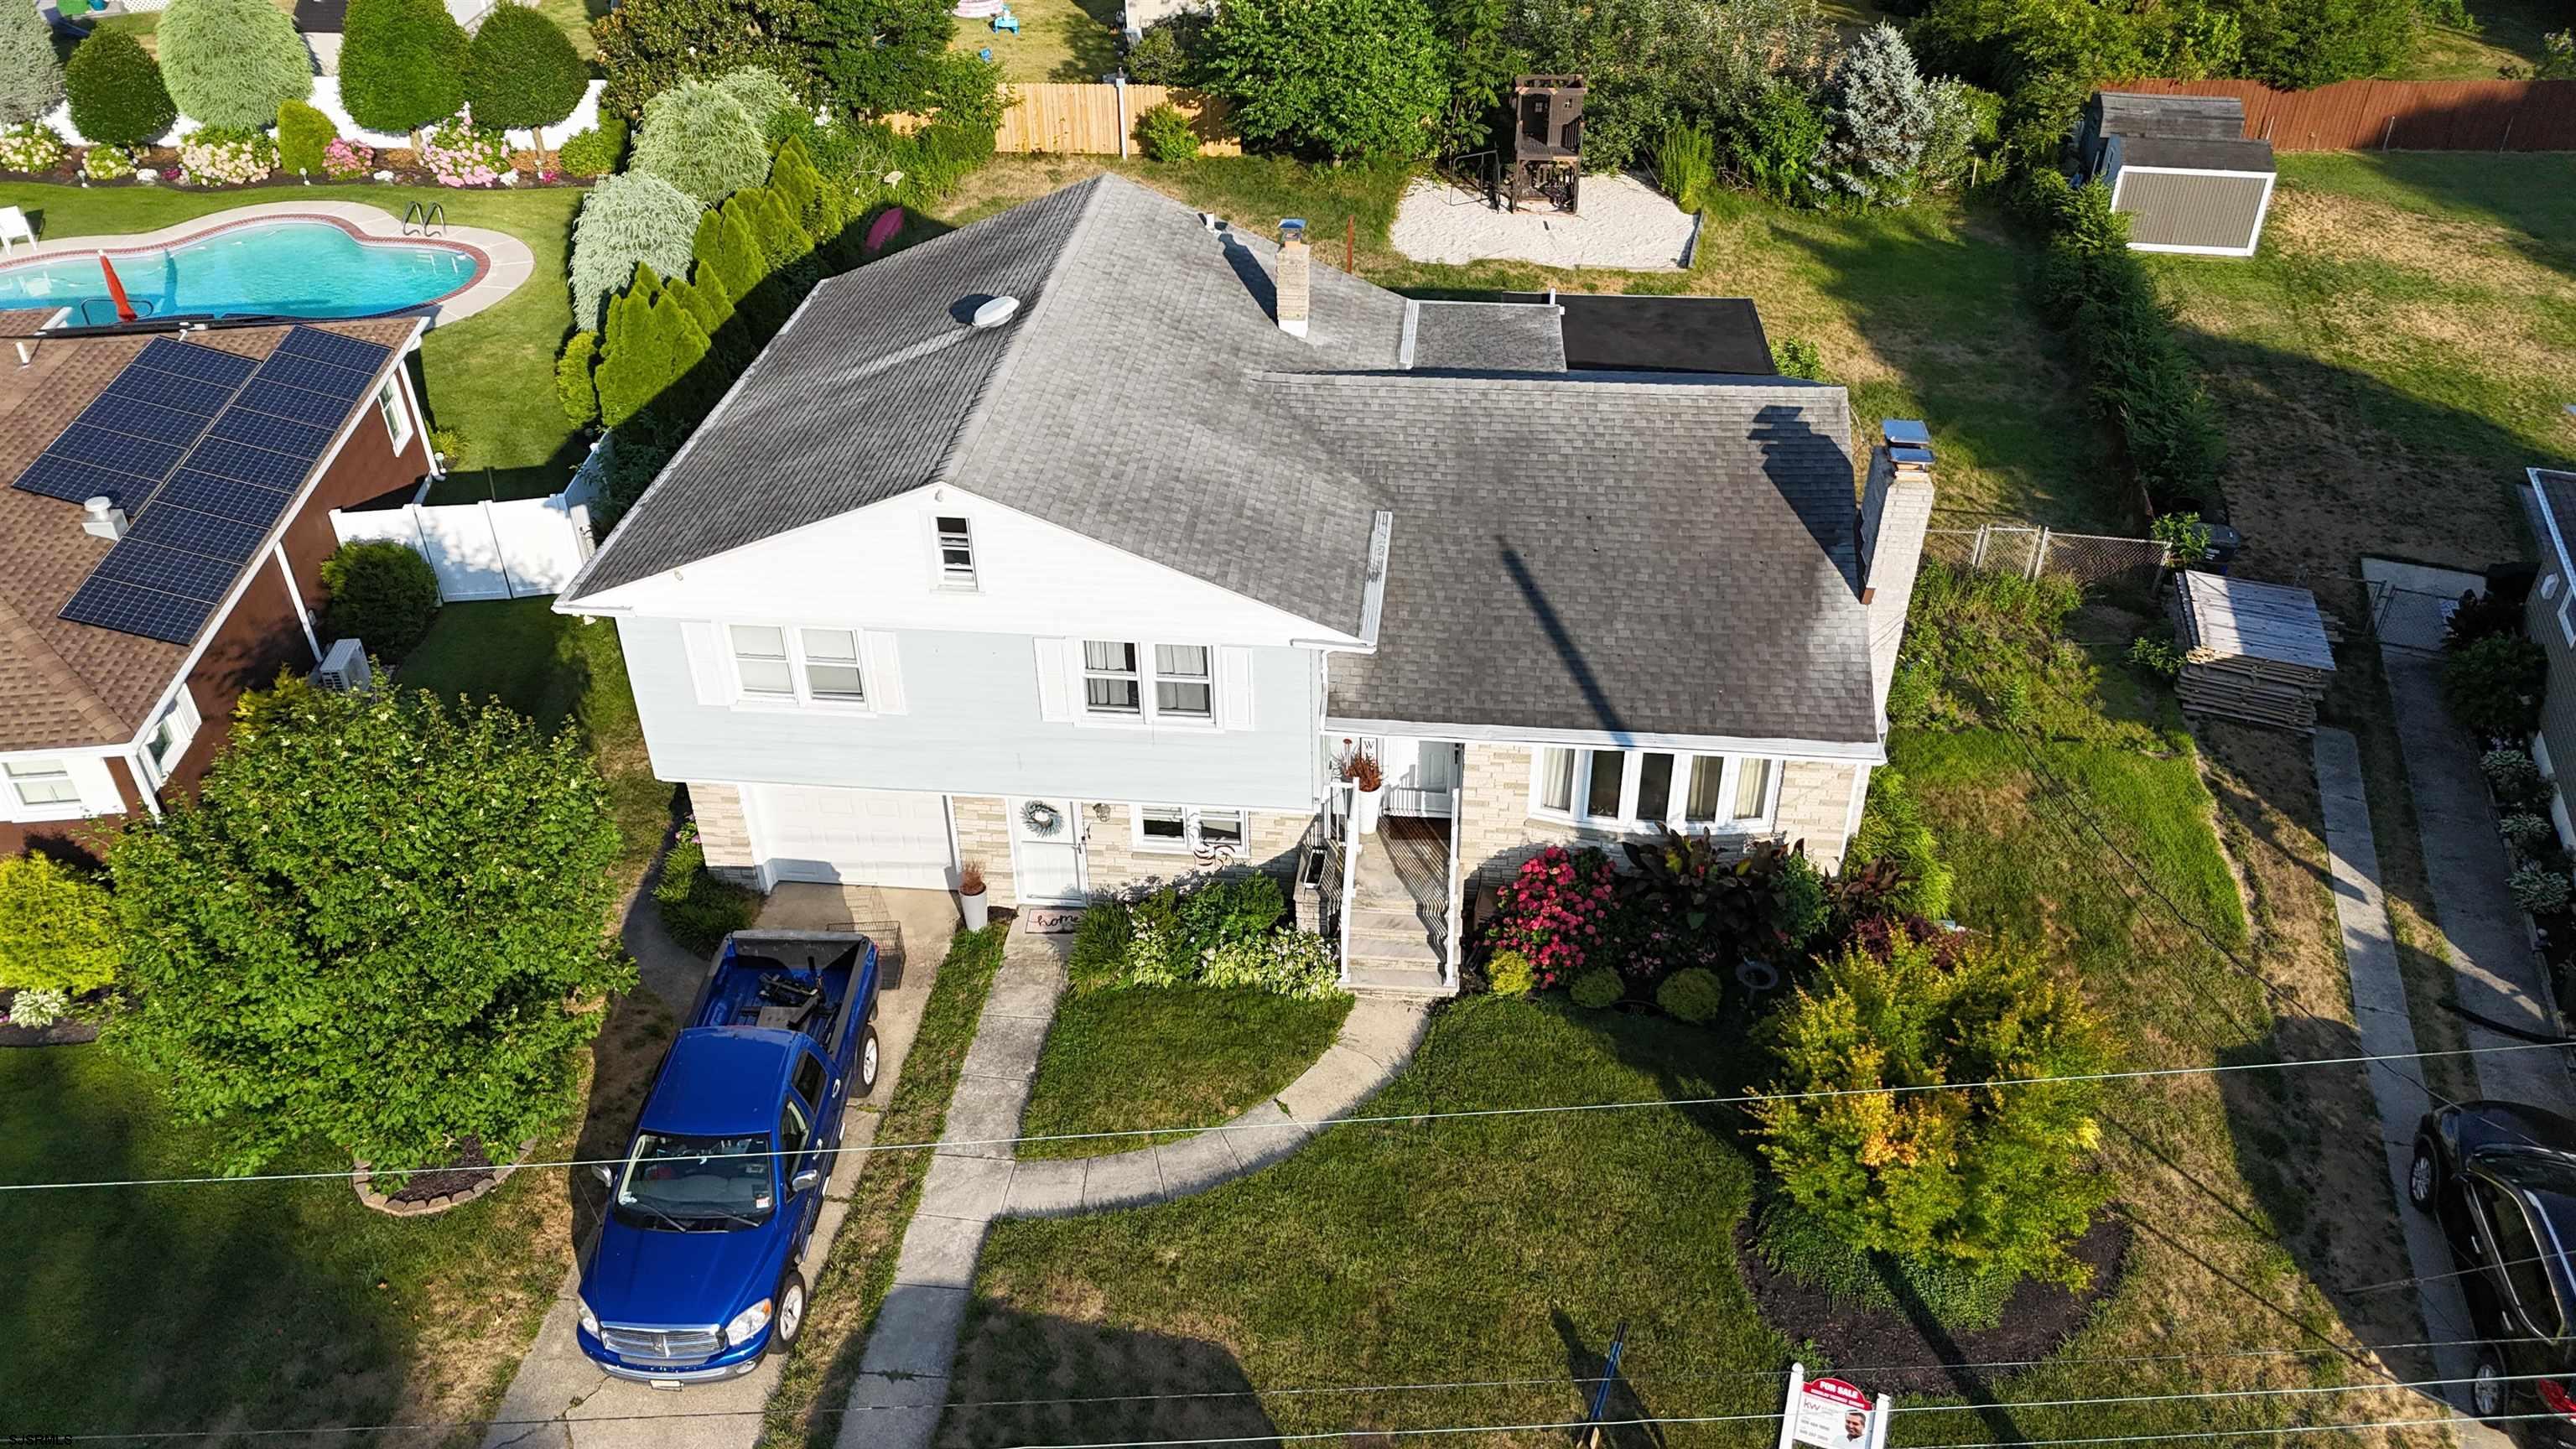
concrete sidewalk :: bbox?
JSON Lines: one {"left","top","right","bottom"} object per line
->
{"left": 475, "top": 886, "right": 958, "bottom": 1449}
{"left": 2314, "top": 728, "right": 2502, "bottom": 1437}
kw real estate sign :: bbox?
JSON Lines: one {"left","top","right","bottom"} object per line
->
{"left": 1778, "top": 1363, "right": 1891, "bottom": 1449}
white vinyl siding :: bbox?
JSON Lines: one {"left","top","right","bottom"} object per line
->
{"left": 1533, "top": 746, "right": 1782, "bottom": 831}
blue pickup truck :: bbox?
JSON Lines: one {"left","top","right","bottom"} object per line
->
{"left": 576, "top": 930, "right": 882, "bottom": 1384}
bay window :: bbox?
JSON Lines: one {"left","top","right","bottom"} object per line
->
{"left": 1531, "top": 746, "right": 1781, "bottom": 830}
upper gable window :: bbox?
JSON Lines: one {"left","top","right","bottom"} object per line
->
{"left": 935, "top": 516, "right": 976, "bottom": 589}
{"left": 375, "top": 376, "right": 412, "bottom": 454}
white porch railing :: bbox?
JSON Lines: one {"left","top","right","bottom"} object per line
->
{"left": 1384, "top": 786, "right": 1456, "bottom": 818}
{"left": 1441, "top": 793, "right": 1463, "bottom": 988}
{"left": 1330, "top": 782, "right": 1362, "bottom": 984}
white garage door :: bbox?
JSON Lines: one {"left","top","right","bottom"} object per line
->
{"left": 746, "top": 786, "right": 954, "bottom": 888}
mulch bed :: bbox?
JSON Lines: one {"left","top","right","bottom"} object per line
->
{"left": 382, "top": 1135, "right": 497, "bottom": 1206}
{"left": 0, "top": 149, "right": 592, "bottom": 191}
{"left": 1734, "top": 1212, "right": 2131, "bottom": 1391}
{"left": 0, "top": 989, "right": 101, "bottom": 1047}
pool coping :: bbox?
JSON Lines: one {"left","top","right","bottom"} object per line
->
{"left": 0, "top": 200, "right": 537, "bottom": 330}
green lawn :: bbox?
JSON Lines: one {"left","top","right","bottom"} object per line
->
{"left": 397, "top": 597, "right": 669, "bottom": 883}
{"left": 2400, "top": 0, "right": 2564, "bottom": 78}
{"left": 0, "top": 183, "right": 588, "bottom": 506}
{"left": 2148, "top": 152, "right": 2576, "bottom": 591}
{"left": 938, "top": 157, "right": 2120, "bottom": 529}
{"left": 949, "top": 0, "right": 1120, "bottom": 82}
{"left": 1015, "top": 986, "right": 1353, "bottom": 1158}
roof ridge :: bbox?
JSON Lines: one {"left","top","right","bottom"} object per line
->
{"left": 926, "top": 175, "right": 1115, "bottom": 491}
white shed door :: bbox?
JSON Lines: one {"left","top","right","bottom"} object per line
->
{"left": 747, "top": 786, "right": 954, "bottom": 888}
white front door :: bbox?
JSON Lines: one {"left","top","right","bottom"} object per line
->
{"left": 1010, "top": 797, "right": 1086, "bottom": 904}
{"left": 745, "top": 785, "right": 955, "bottom": 888}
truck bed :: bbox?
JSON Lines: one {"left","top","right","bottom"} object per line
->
{"left": 687, "top": 931, "right": 873, "bottom": 1046}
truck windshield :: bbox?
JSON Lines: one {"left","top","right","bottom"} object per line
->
{"left": 614, "top": 1132, "right": 776, "bottom": 1230}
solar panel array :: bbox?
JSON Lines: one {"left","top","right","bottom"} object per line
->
{"left": 47, "top": 327, "right": 394, "bottom": 644}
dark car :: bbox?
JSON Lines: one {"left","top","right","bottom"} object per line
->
{"left": 2412, "top": 1100, "right": 2576, "bottom": 1436}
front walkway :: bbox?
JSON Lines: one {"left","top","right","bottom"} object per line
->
{"left": 836, "top": 922, "right": 1431, "bottom": 1449}
{"left": 477, "top": 884, "right": 958, "bottom": 1449}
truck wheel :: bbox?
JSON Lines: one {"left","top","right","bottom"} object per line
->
{"left": 773, "top": 1270, "right": 807, "bottom": 1349}
{"left": 2472, "top": 1348, "right": 2508, "bottom": 1418}
{"left": 2408, "top": 1140, "right": 2439, "bottom": 1211}
{"left": 856, "top": 1026, "right": 881, "bottom": 1098}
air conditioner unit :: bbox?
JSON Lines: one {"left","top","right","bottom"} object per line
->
{"left": 314, "top": 638, "right": 371, "bottom": 693}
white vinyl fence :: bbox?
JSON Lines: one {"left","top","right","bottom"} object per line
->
{"left": 330, "top": 441, "right": 603, "bottom": 602}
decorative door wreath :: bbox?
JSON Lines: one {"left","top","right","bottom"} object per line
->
{"left": 1021, "top": 800, "right": 1064, "bottom": 836}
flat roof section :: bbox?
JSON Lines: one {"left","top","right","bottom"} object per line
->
{"left": 1497, "top": 293, "right": 1773, "bottom": 376}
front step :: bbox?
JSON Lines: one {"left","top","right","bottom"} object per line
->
{"left": 1345, "top": 923, "right": 1441, "bottom": 965}
{"left": 1344, "top": 958, "right": 1455, "bottom": 997}
{"left": 1348, "top": 904, "right": 1441, "bottom": 937}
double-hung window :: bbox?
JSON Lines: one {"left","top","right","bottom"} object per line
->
{"left": 6, "top": 760, "right": 79, "bottom": 810}
{"left": 375, "top": 376, "right": 413, "bottom": 454}
{"left": 1532, "top": 747, "right": 1779, "bottom": 830}
{"left": 935, "top": 516, "right": 976, "bottom": 589}
{"left": 1080, "top": 641, "right": 1218, "bottom": 724}
{"left": 728, "top": 626, "right": 875, "bottom": 708}
{"left": 1134, "top": 805, "right": 1249, "bottom": 854}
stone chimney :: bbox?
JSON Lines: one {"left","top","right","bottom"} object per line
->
{"left": 1275, "top": 218, "right": 1310, "bottom": 338}
{"left": 1859, "top": 419, "right": 1937, "bottom": 724}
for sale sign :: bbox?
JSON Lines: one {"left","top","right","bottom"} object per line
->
{"left": 1778, "top": 1364, "right": 1889, "bottom": 1449}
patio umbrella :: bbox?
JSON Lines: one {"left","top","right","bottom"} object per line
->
{"left": 96, "top": 252, "right": 136, "bottom": 324}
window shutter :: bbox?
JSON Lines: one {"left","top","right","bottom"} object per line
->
{"left": 680, "top": 621, "right": 733, "bottom": 704}
{"left": 1218, "top": 646, "right": 1254, "bottom": 730}
{"left": 72, "top": 758, "right": 124, "bottom": 816}
{"left": 865, "top": 632, "right": 906, "bottom": 714}
{"left": 171, "top": 685, "right": 201, "bottom": 740}
{"left": 1034, "top": 637, "right": 1072, "bottom": 722}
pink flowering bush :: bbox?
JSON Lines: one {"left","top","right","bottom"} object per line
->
{"left": 322, "top": 138, "right": 375, "bottom": 180}
{"left": 420, "top": 107, "right": 511, "bottom": 188}
{"left": 1487, "top": 846, "right": 1618, "bottom": 989}
{"left": 175, "top": 128, "right": 275, "bottom": 186}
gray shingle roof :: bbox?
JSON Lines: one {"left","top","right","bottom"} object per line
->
{"left": 2094, "top": 92, "right": 2246, "bottom": 140}
{"left": 572, "top": 174, "right": 1881, "bottom": 743}
{"left": 2118, "top": 134, "right": 2275, "bottom": 173}
{"left": 1309, "top": 374, "right": 1876, "bottom": 743}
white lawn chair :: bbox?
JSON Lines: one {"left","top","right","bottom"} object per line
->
{"left": 0, "top": 207, "right": 34, "bottom": 258}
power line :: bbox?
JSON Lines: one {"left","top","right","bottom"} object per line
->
{"left": 2, "top": 1038, "right": 2566, "bottom": 1192}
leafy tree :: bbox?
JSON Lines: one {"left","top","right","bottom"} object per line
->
{"left": 596, "top": 0, "right": 818, "bottom": 118}
{"left": 340, "top": 0, "right": 470, "bottom": 139}
{"left": 65, "top": 29, "right": 177, "bottom": 148}
{"left": 569, "top": 169, "right": 703, "bottom": 330}
{"left": 1431, "top": 0, "right": 1524, "bottom": 153}
{"left": 807, "top": 0, "right": 959, "bottom": 117}
{"left": 108, "top": 678, "right": 630, "bottom": 1177}
{"left": 632, "top": 78, "right": 771, "bottom": 205}
{"left": 1124, "top": 11, "right": 1213, "bottom": 85}
{"left": 157, "top": 0, "right": 314, "bottom": 131}
{"left": 595, "top": 270, "right": 713, "bottom": 428}
{"left": 1917, "top": 76, "right": 2001, "bottom": 190}
{"left": 1815, "top": 23, "right": 1931, "bottom": 207}
{"left": 0, "top": 853, "right": 121, "bottom": 995}
{"left": 1509, "top": 0, "right": 1830, "bottom": 170}
{"left": 767, "top": 133, "right": 829, "bottom": 236}
{"left": 1728, "top": 76, "right": 1826, "bottom": 205}
{"left": 465, "top": 3, "right": 590, "bottom": 159}
{"left": 2231, "top": 0, "right": 2414, "bottom": 87}
{"left": 319, "top": 540, "right": 441, "bottom": 659}
{"left": 1756, "top": 931, "right": 2112, "bottom": 1287}
{"left": 701, "top": 200, "right": 767, "bottom": 301}
{"left": 275, "top": 98, "right": 336, "bottom": 175}
{"left": 0, "top": 0, "right": 65, "bottom": 126}
{"left": 1203, "top": 0, "right": 1449, "bottom": 161}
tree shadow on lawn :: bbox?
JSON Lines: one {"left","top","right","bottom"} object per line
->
{"left": 937, "top": 1302, "right": 1282, "bottom": 1449}
{"left": 561, "top": 982, "right": 683, "bottom": 1250}
{"left": 2274, "top": 153, "right": 2576, "bottom": 284}
{"left": 1048, "top": 0, "right": 1124, "bottom": 81}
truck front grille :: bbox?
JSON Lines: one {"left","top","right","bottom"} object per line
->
{"left": 599, "top": 1324, "right": 724, "bottom": 1364}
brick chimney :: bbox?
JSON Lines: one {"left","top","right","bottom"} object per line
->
{"left": 1859, "top": 419, "right": 1937, "bottom": 724}
{"left": 1275, "top": 218, "right": 1310, "bottom": 338}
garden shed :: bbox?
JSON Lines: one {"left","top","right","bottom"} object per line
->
{"left": 2080, "top": 92, "right": 2277, "bottom": 257}
{"left": 2170, "top": 571, "right": 2337, "bottom": 730}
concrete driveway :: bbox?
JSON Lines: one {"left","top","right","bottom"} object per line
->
{"left": 478, "top": 885, "right": 958, "bottom": 1449}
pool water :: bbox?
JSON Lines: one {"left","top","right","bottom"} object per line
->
{"left": 0, "top": 219, "right": 481, "bottom": 322}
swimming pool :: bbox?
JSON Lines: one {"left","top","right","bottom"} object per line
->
{"left": 0, "top": 217, "right": 486, "bottom": 323}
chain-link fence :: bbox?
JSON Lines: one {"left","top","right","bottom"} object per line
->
{"left": 1923, "top": 522, "right": 2172, "bottom": 605}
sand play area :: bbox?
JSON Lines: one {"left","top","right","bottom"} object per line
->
{"left": 1389, "top": 173, "right": 1701, "bottom": 270}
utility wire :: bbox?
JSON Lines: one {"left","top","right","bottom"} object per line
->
{"left": 1, "top": 1037, "right": 2567, "bottom": 1192}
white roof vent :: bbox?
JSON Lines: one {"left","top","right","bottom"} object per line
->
{"left": 80, "top": 496, "right": 127, "bottom": 542}
{"left": 971, "top": 296, "right": 1021, "bottom": 329}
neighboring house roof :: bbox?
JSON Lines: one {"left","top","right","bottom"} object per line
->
{"left": 1500, "top": 293, "right": 1774, "bottom": 375}
{"left": 573, "top": 174, "right": 1882, "bottom": 745}
{"left": 2094, "top": 92, "right": 2247, "bottom": 141}
{"left": 2116, "top": 135, "right": 2276, "bottom": 174}
{"left": 0, "top": 318, "right": 413, "bottom": 753}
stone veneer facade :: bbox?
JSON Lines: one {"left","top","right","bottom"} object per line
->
{"left": 688, "top": 782, "right": 761, "bottom": 888}
{"left": 1077, "top": 802, "right": 1312, "bottom": 898}
{"left": 951, "top": 794, "right": 1015, "bottom": 906}
{"left": 1453, "top": 743, "right": 1866, "bottom": 900}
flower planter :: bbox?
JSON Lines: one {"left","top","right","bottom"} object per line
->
{"left": 1353, "top": 782, "right": 1384, "bottom": 834}
{"left": 959, "top": 885, "right": 989, "bottom": 932}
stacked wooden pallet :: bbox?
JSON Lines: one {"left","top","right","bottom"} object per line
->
{"left": 2171, "top": 571, "right": 2337, "bottom": 731}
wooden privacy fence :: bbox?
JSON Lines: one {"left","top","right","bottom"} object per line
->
{"left": 927, "top": 82, "right": 1239, "bottom": 156}
{"left": 2116, "top": 77, "right": 2576, "bottom": 151}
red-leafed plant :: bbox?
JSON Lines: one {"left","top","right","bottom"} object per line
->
{"left": 1487, "top": 845, "right": 1618, "bottom": 989}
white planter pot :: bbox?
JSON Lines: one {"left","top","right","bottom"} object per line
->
{"left": 1353, "top": 783, "right": 1384, "bottom": 835}
{"left": 959, "top": 888, "right": 989, "bottom": 932}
